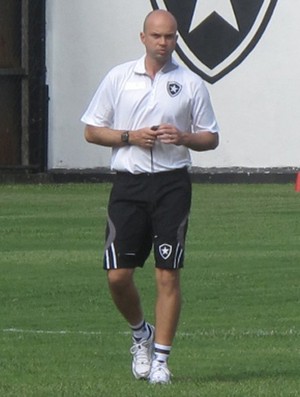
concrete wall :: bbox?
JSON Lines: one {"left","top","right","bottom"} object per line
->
{"left": 46, "top": 0, "right": 300, "bottom": 170}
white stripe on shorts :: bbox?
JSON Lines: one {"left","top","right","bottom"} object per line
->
{"left": 105, "top": 243, "right": 118, "bottom": 270}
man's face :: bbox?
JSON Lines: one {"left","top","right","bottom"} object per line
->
{"left": 140, "top": 14, "right": 178, "bottom": 64}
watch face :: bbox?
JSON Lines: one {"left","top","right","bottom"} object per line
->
{"left": 121, "top": 131, "right": 129, "bottom": 143}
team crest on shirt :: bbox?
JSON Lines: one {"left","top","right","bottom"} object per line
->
{"left": 159, "top": 244, "right": 172, "bottom": 260}
{"left": 150, "top": 0, "right": 278, "bottom": 84}
{"left": 167, "top": 81, "right": 182, "bottom": 97}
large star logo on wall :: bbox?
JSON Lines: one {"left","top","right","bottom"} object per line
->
{"left": 150, "top": 0, "right": 278, "bottom": 84}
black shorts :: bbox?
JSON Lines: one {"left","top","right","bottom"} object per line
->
{"left": 103, "top": 168, "right": 192, "bottom": 270}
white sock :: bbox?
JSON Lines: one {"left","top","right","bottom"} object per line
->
{"left": 154, "top": 343, "right": 171, "bottom": 363}
{"left": 130, "top": 320, "right": 151, "bottom": 341}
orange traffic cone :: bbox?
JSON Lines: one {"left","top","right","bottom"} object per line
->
{"left": 295, "top": 172, "right": 300, "bottom": 192}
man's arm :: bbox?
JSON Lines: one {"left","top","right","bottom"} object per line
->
{"left": 155, "top": 124, "right": 219, "bottom": 152}
{"left": 178, "top": 130, "right": 219, "bottom": 151}
{"left": 84, "top": 125, "right": 160, "bottom": 148}
{"left": 84, "top": 125, "right": 125, "bottom": 147}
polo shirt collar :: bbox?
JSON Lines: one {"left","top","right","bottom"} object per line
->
{"left": 134, "top": 55, "right": 178, "bottom": 75}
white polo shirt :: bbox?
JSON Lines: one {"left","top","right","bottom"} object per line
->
{"left": 81, "top": 56, "right": 219, "bottom": 174}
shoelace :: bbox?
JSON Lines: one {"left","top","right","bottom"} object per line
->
{"left": 130, "top": 340, "right": 150, "bottom": 362}
{"left": 150, "top": 362, "right": 171, "bottom": 381}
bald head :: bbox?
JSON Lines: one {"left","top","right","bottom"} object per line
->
{"left": 143, "top": 10, "right": 177, "bottom": 33}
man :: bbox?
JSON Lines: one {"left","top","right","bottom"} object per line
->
{"left": 81, "top": 10, "right": 219, "bottom": 384}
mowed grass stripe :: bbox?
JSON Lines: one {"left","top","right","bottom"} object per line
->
{"left": 2, "top": 327, "right": 300, "bottom": 338}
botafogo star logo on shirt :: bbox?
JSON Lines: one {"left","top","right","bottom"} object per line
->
{"left": 167, "top": 81, "right": 182, "bottom": 97}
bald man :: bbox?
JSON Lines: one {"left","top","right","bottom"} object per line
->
{"left": 81, "top": 10, "right": 219, "bottom": 384}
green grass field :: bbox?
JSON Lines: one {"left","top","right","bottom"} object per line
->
{"left": 0, "top": 183, "right": 299, "bottom": 397}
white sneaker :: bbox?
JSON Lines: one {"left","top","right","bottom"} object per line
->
{"left": 130, "top": 324, "right": 155, "bottom": 380}
{"left": 149, "top": 360, "right": 171, "bottom": 384}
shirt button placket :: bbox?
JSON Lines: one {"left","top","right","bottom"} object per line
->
{"left": 147, "top": 74, "right": 160, "bottom": 109}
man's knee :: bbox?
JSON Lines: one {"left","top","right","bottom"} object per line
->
{"left": 107, "top": 268, "right": 134, "bottom": 291}
{"left": 155, "top": 268, "right": 180, "bottom": 290}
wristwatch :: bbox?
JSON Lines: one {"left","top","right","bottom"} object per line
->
{"left": 121, "top": 130, "right": 130, "bottom": 145}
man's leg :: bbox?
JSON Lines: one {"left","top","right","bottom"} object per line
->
{"left": 107, "top": 268, "right": 143, "bottom": 326}
{"left": 107, "top": 268, "right": 154, "bottom": 380}
{"left": 154, "top": 268, "right": 181, "bottom": 345}
{"left": 149, "top": 268, "right": 181, "bottom": 384}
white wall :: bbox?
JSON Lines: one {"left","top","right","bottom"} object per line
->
{"left": 46, "top": 0, "right": 300, "bottom": 170}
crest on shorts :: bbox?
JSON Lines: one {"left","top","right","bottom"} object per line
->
{"left": 159, "top": 244, "right": 172, "bottom": 260}
{"left": 167, "top": 81, "right": 182, "bottom": 97}
{"left": 150, "top": 0, "right": 278, "bottom": 83}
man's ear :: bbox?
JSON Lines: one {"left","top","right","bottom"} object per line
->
{"left": 140, "top": 32, "right": 145, "bottom": 44}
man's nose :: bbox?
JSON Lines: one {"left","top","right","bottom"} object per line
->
{"left": 159, "top": 37, "right": 167, "bottom": 45}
